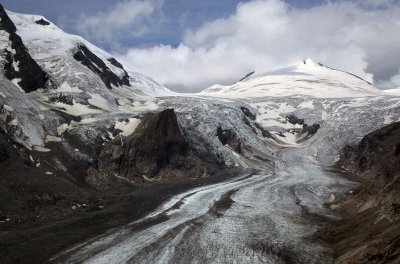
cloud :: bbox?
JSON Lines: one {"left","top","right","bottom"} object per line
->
{"left": 114, "top": 0, "right": 400, "bottom": 92}
{"left": 76, "top": 0, "right": 163, "bottom": 44}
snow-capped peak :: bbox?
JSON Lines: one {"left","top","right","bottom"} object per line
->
{"left": 300, "top": 58, "right": 317, "bottom": 67}
{"left": 5, "top": 9, "right": 173, "bottom": 98}
{"left": 200, "top": 59, "right": 381, "bottom": 99}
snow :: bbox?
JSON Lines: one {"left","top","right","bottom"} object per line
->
{"left": 118, "top": 100, "right": 159, "bottom": 112}
{"left": 45, "top": 135, "right": 62, "bottom": 143}
{"left": 5, "top": 8, "right": 174, "bottom": 122}
{"left": 0, "top": 92, "right": 5, "bottom": 98}
{"left": 11, "top": 78, "right": 23, "bottom": 91}
{"left": 0, "top": 29, "right": 11, "bottom": 50}
{"left": 8, "top": 118, "right": 18, "bottom": 126}
{"left": 33, "top": 146, "right": 51, "bottom": 152}
{"left": 383, "top": 115, "right": 398, "bottom": 125}
{"left": 114, "top": 118, "right": 141, "bottom": 137}
{"left": 200, "top": 59, "right": 382, "bottom": 99}
{"left": 3, "top": 104, "right": 14, "bottom": 111}
{"left": 298, "top": 100, "right": 315, "bottom": 109}
{"left": 52, "top": 101, "right": 103, "bottom": 116}
{"left": 57, "top": 124, "right": 69, "bottom": 135}
{"left": 57, "top": 118, "right": 98, "bottom": 135}
{"left": 88, "top": 93, "right": 110, "bottom": 111}
{"left": 55, "top": 82, "right": 83, "bottom": 93}
{"left": 4, "top": 9, "right": 399, "bottom": 262}
{"left": 7, "top": 11, "right": 123, "bottom": 78}
{"left": 383, "top": 88, "right": 400, "bottom": 96}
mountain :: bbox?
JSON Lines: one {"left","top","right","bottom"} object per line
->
{"left": 201, "top": 58, "right": 380, "bottom": 98}
{"left": 317, "top": 122, "right": 400, "bottom": 263}
{"left": 0, "top": 5, "right": 399, "bottom": 264}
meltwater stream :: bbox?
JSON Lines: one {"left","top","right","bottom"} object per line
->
{"left": 51, "top": 146, "right": 356, "bottom": 264}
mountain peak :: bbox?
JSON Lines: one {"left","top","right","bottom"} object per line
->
{"left": 301, "top": 58, "right": 317, "bottom": 67}
{"left": 200, "top": 59, "right": 381, "bottom": 98}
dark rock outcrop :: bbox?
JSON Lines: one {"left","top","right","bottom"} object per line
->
{"left": 254, "top": 122, "right": 272, "bottom": 138}
{"left": 73, "top": 45, "right": 130, "bottom": 89}
{"left": 240, "top": 107, "right": 272, "bottom": 139}
{"left": 317, "top": 122, "right": 400, "bottom": 264}
{"left": 302, "top": 123, "right": 320, "bottom": 135}
{"left": 97, "top": 109, "right": 211, "bottom": 184}
{"left": 35, "top": 18, "right": 50, "bottom": 26}
{"left": 286, "top": 114, "right": 304, "bottom": 125}
{"left": 217, "top": 127, "right": 241, "bottom": 153}
{"left": 286, "top": 114, "right": 320, "bottom": 136}
{"left": 0, "top": 4, "right": 49, "bottom": 92}
{"left": 238, "top": 71, "right": 255, "bottom": 82}
{"left": 240, "top": 106, "right": 256, "bottom": 121}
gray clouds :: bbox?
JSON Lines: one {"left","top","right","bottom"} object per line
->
{"left": 112, "top": 0, "right": 400, "bottom": 92}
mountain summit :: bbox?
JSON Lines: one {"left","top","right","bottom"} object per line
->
{"left": 201, "top": 58, "right": 380, "bottom": 98}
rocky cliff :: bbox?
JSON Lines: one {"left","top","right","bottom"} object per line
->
{"left": 317, "top": 122, "right": 400, "bottom": 264}
{"left": 95, "top": 109, "right": 214, "bottom": 186}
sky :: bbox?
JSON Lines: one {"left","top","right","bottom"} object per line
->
{"left": 2, "top": 0, "right": 400, "bottom": 92}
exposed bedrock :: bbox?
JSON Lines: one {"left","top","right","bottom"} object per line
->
{"left": 95, "top": 109, "right": 214, "bottom": 185}
{"left": 240, "top": 106, "right": 256, "bottom": 121}
{"left": 317, "top": 121, "right": 400, "bottom": 264}
{"left": 35, "top": 18, "right": 50, "bottom": 26}
{"left": 241, "top": 106, "right": 272, "bottom": 138}
{"left": 286, "top": 114, "right": 320, "bottom": 136}
{"left": 0, "top": 4, "right": 49, "bottom": 92}
{"left": 216, "top": 126, "right": 242, "bottom": 153}
{"left": 73, "top": 45, "right": 130, "bottom": 89}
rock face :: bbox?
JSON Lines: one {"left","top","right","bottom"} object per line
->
{"left": 286, "top": 114, "right": 320, "bottom": 136}
{"left": 73, "top": 45, "right": 130, "bottom": 89}
{"left": 240, "top": 106, "right": 256, "bottom": 121}
{"left": 0, "top": 4, "right": 49, "bottom": 92}
{"left": 0, "top": 132, "right": 90, "bottom": 225}
{"left": 317, "top": 122, "right": 400, "bottom": 264}
{"left": 97, "top": 109, "right": 212, "bottom": 185}
{"left": 34, "top": 18, "right": 50, "bottom": 26}
{"left": 217, "top": 127, "right": 242, "bottom": 153}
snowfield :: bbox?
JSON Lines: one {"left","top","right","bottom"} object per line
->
{"left": 200, "top": 59, "right": 381, "bottom": 99}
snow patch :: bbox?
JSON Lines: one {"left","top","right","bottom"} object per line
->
{"left": 45, "top": 135, "right": 62, "bottom": 142}
{"left": 9, "top": 118, "right": 18, "bottom": 126}
{"left": 383, "top": 115, "right": 393, "bottom": 125}
{"left": 88, "top": 93, "right": 109, "bottom": 111}
{"left": 33, "top": 146, "right": 51, "bottom": 152}
{"left": 115, "top": 118, "right": 141, "bottom": 137}
{"left": 298, "top": 101, "right": 314, "bottom": 109}
{"left": 3, "top": 104, "right": 14, "bottom": 111}
{"left": 53, "top": 101, "right": 103, "bottom": 116}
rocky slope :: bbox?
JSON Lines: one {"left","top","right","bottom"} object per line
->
{"left": 317, "top": 122, "right": 400, "bottom": 263}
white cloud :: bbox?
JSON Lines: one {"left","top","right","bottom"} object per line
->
{"left": 114, "top": 0, "right": 400, "bottom": 92}
{"left": 77, "top": 0, "right": 163, "bottom": 43}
